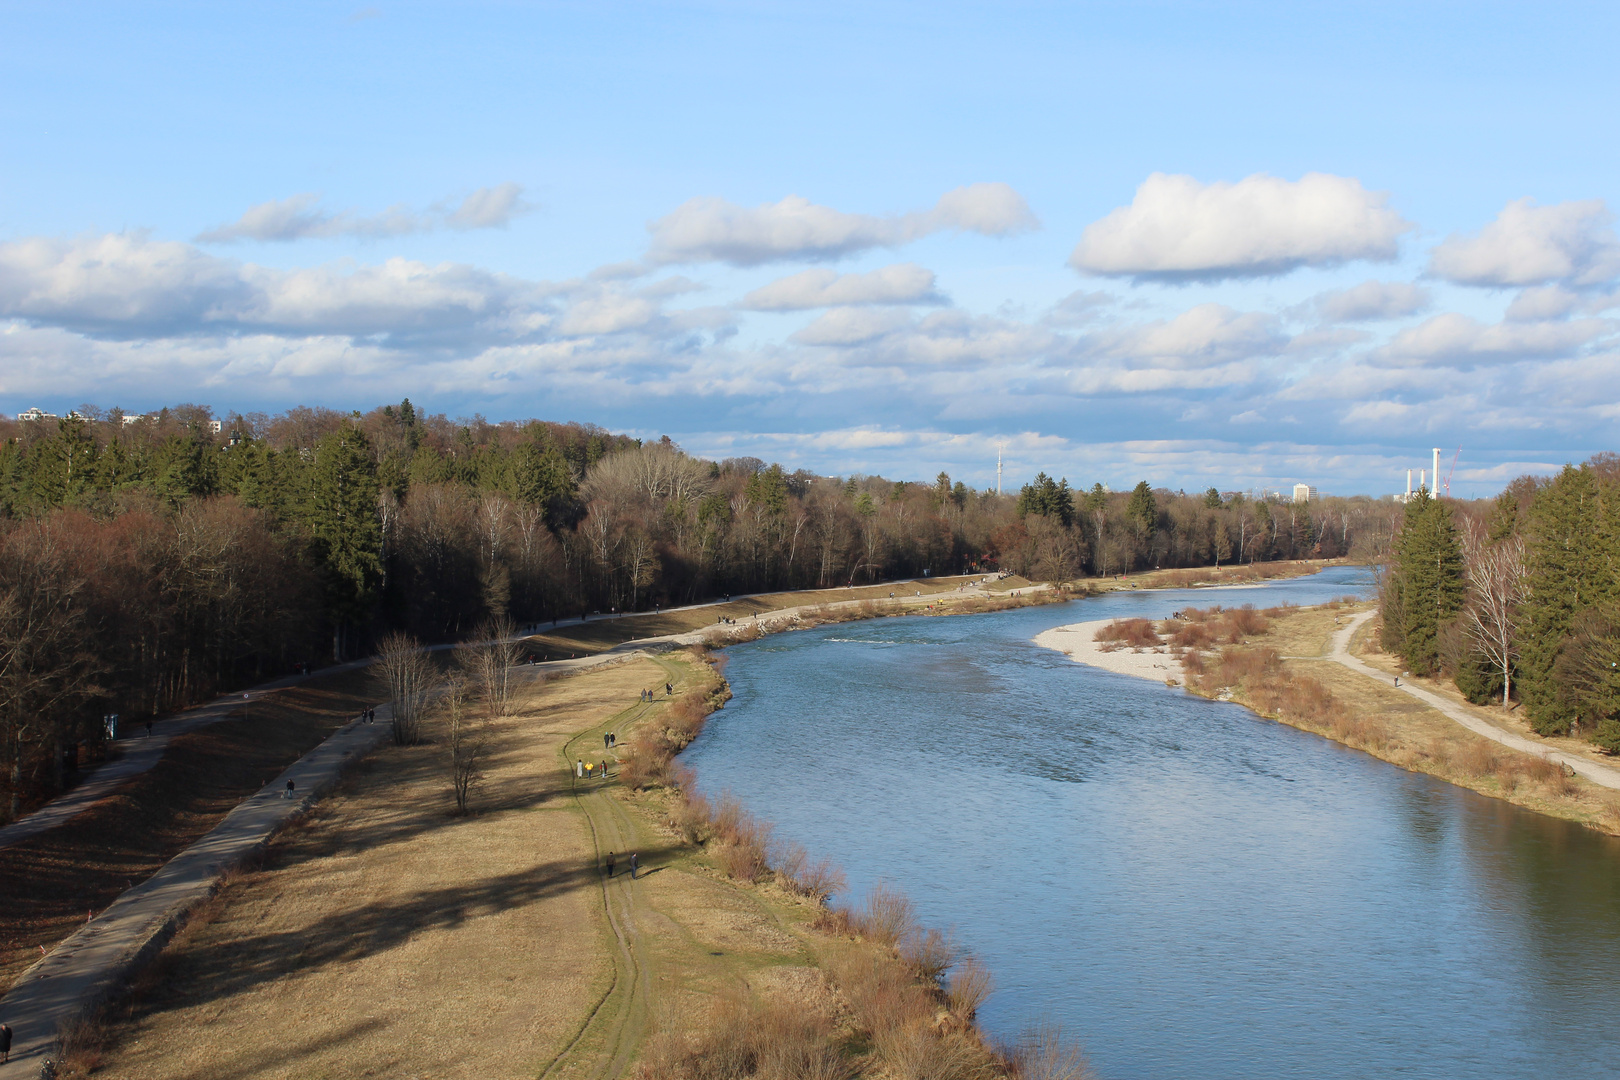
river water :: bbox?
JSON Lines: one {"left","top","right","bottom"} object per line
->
{"left": 680, "top": 568, "right": 1620, "bottom": 1079}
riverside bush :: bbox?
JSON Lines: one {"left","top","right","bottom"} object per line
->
{"left": 1093, "top": 618, "right": 1160, "bottom": 650}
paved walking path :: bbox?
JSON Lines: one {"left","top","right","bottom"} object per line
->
{"left": 0, "top": 658, "right": 377, "bottom": 852}
{"left": 1329, "top": 611, "right": 1620, "bottom": 791}
{"left": 0, "top": 711, "right": 393, "bottom": 1080}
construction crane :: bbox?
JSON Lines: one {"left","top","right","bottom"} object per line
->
{"left": 1443, "top": 447, "right": 1461, "bottom": 498}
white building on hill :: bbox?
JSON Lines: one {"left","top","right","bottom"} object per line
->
{"left": 1293, "top": 483, "right": 1317, "bottom": 503}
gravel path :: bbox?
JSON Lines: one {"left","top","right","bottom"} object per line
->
{"left": 1329, "top": 611, "right": 1620, "bottom": 791}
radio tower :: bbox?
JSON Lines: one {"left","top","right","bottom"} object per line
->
{"left": 996, "top": 444, "right": 1004, "bottom": 495}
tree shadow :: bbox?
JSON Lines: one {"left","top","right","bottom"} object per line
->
{"left": 152, "top": 1015, "right": 393, "bottom": 1080}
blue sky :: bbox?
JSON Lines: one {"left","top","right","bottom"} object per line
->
{"left": 4, "top": 1, "right": 1619, "bottom": 496}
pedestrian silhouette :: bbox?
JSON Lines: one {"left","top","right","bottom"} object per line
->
{"left": 607, "top": 851, "right": 616, "bottom": 878}
{"left": 630, "top": 852, "right": 639, "bottom": 879}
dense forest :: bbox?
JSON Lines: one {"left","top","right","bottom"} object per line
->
{"left": 1, "top": 399, "right": 1396, "bottom": 816}
{"left": 1381, "top": 453, "right": 1620, "bottom": 752}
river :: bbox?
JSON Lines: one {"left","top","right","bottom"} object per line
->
{"left": 680, "top": 568, "right": 1620, "bottom": 1079}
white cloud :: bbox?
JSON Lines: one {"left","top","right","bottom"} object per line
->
{"left": 0, "top": 232, "right": 251, "bottom": 333}
{"left": 1070, "top": 172, "right": 1412, "bottom": 281}
{"left": 443, "top": 182, "right": 529, "bottom": 229}
{"left": 646, "top": 182, "right": 1036, "bottom": 266}
{"left": 740, "top": 263, "right": 942, "bottom": 310}
{"left": 1428, "top": 198, "right": 1620, "bottom": 288}
{"left": 1042, "top": 290, "right": 1116, "bottom": 328}
{"left": 196, "top": 183, "right": 532, "bottom": 242}
{"left": 1341, "top": 400, "right": 1414, "bottom": 426}
{"left": 790, "top": 307, "right": 914, "bottom": 346}
{"left": 1368, "top": 312, "right": 1613, "bottom": 367}
{"left": 1504, "top": 285, "right": 1583, "bottom": 321}
{"left": 1312, "top": 280, "right": 1430, "bottom": 322}
{"left": 0, "top": 232, "right": 561, "bottom": 340}
{"left": 1085, "top": 304, "right": 1286, "bottom": 368}
{"left": 556, "top": 291, "right": 661, "bottom": 336}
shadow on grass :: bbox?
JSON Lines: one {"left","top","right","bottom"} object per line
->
{"left": 128, "top": 856, "right": 609, "bottom": 1018}
{"left": 134, "top": 1016, "right": 392, "bottom": 1080}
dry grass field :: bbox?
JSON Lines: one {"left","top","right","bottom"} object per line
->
{"left": 65, "top": 659, "right": 680, "bottom": 1080}
{"left": 65, "top": 652, "right": 857, "bottom": 1080}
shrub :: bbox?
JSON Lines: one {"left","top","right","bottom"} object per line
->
{"left": 1093, "top": 618, "right": 1159, "bottom": 651}
{"left": 633, "top": 991, "right": 854, "bottom": 1080}
{"left": 900, "top": 926, "right": 959, "bottom": 981}
{"left": 853, "top": 881, "right": 918, "bottom": 947}
{"left": 946, "top": 956, "right": 994, "bottom": 1020}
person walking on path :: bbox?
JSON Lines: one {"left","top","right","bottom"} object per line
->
{"left": 2, "top": 1021, "right": 12, "bottom": 1063}
{"left": 145, "top": 720, "right": 153, "bottom": 737}
{"left": 630, "top": 852, "right": 639, "bottom": 880}
{"left": 606, "top": 851, "right": 616, "bottom": 878}
{"left": 604, "top": 732, "right": 612, "bottom": 750}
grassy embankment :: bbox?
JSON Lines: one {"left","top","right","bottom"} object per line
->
{"left": 518, "top": 575, "right": 1068, "bottom": 660}
{"left": 1099, "top": 602, "right": 1620, "bottom": 834}
{"left": 57, "top": 650, "right": 1088, "bottom": 1079}
{"left": 519, "top": 559, "right": 1339, "bottom": 662}
{"left": 0, "top": 667, "right": 378, "bottom": 992}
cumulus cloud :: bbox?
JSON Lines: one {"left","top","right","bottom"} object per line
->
{"left": 1428, "top": 198, "right": 1620, "bottom": 287}
{"left": 196, "top": 183, "right": 532, "bottom": 243}
{"left": 1368, "top": 312, "right": 1613, "bottom": 367}
{"left": 1042, "top": 290, "right": 1116, "bottom": 328}
{"left": 646, "top": 183, "right": 1036, "bottom": 266}
{"left": 740, "top": 263, "right": 942, "bottom": 311}
{"left": 0, "top": 232, "right": 561, "bottom": 340}
{"left": 1084, "top": 304, "right": 1286, "bottom": 368}
{"left": 1311, "top": 280, "right": 1430, "bottom": 323}
{"left": 1070, "top": 172, "right": 1412, "bottom": 281}
{"left": 1504, "top": 285, "right": 1583, "bottom": 321}
{"left": 790, "top": 307, "right": 914, "bottom": 346}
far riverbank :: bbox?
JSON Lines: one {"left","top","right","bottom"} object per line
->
{"left": 1035, "top": 603, "right": 1620, "bottom": 835}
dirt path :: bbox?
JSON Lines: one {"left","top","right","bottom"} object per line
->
{"left": 1329, "top": 612, "right": 1620, "bottom": 791}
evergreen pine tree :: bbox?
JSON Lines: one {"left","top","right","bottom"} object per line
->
{"left": 1519, "top": 465, "right": 1615, "bottom": 734}
{"left": 1392, "top": 490, "right": 1465, "bottom": 675}
{"left": 306, "top": 423, "right": 383, "bottom": 655}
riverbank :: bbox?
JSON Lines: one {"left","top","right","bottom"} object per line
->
{"left": 517, "top": 559, "right": 1341, "bottom": 660}
{"left": 1039, "top": 602, "right": 1620, "bottom": 836}
{"left": 51, "top": 649, "right": 1058, "bottom": 1079}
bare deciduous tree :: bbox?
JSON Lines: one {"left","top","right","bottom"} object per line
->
{"left": 441, "top": 674, "right": 489, "bottom": 815}
{"left": 455, "top": 617, "right": 521, "bottom": 721}
{"left": 377, "top": 631, "right": 433, "bottom": 744}
{"left": 1462, "top": 521, "right": 1527, "bottom": 709}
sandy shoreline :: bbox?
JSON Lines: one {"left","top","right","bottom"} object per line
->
{"left": 1033, "top": 619, "right": 1183, "bottom": 685}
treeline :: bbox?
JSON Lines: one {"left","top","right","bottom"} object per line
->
{"left": 1380, "top": 454, "right": 1620, "bottom": 751}
{"left": 0, "top": 398, "right": 1389, "bottom": 815}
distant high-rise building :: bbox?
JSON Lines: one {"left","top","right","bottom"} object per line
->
{"left": 1293, "top": 483, "right": 1317, "bottom": 504}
